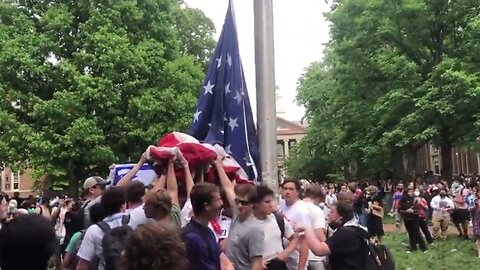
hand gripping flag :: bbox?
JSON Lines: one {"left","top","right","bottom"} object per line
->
{"left": 146, "top": 132, "right": 217, "bottom": 177}
{"left": 190, "top": 0, "right": 259, "bottom": 182}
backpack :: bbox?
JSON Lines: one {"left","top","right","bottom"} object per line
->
{"left": 69, "top": 230, "right": 98, "bottom": 270}
{"left": 344, "top": 226, "right": 395, "bottom": 270}
{"left": 97, "top": 215, "right": 133, "bottom": 270}
{"left": 273, "top": 212, "right": 285, "bottom": 240}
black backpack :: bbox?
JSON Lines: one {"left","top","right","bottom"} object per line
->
{"left": 97, "top": 215, "right": 133, "bottom": 270}
{"left": 273, "top": 212, "right": 285, "bottom": 239}
{"left": 344, "top": 226, "right": 395, "bottom": 270}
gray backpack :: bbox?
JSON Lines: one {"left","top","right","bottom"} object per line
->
{"left": 97, "top": 215, "right": 132, "bottom": 270}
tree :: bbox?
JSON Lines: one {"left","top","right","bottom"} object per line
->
{"left": 0, "top": 0, "right": 215, "bottom": 194}
{"left": 293, "top": 0, "right": 480, "bottom": 181}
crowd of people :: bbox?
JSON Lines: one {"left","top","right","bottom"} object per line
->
{"left": 1, "top": 150, "right": 480, "bottom": 270}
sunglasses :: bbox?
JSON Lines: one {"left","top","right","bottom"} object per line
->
{"left": 235, "top": 198, "right": 250, "bottom": 206}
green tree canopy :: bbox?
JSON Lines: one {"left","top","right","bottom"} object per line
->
{"left": 0, "top": 0, "right": 215, "bottom": 193}
{"left": 288, "top": 0, "right": 480, "bottom": 181}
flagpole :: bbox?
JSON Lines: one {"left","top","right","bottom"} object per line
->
{"left": 254, "top": 0, "right": 278, "bottom": 190}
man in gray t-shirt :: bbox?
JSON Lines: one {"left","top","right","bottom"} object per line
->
{"left": 226, "top": 216, "right": 264, "bottom": 270}
{"left": 224, "top": 184, "right": 264, "bottom": 270}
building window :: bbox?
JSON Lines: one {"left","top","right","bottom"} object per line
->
{"left": 13, "top": 171, "right": 20, "bottom": 190}
{"left": 276, "top": 142, "right": 285, "bottom": 158}
{"left": 432, "top": 155, "right": 440, "bottom": 175}
{"left": 289, "top": 140, "right": 297, "bottom": 151}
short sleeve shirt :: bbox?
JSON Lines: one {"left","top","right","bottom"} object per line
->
{"left": 225, "top": 217, "right": 264, "bottom": 270}
{"left": 65, "top": 231, "right": 83, "bottom": 253}
{"left": 278, "top": 200, "right": 312, "bottom": 264}
{"left": 304, "top": 201, "right": 326, "bottom": 261}
{"left": 255, "top": 214, "right": 294, "bottom": 262}
{"left": 77, "top": 213, "right": 125, "bottom": 270}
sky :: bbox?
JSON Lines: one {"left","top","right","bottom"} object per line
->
{"left": 184, "top": 0, "right": 331, "bottom": 121}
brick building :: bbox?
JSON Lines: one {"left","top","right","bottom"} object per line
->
{"left": 0, "top": 167, "right": 36, "bottom": 196}
{"left": 413, "top": 142, "right": 480, "bottom": 177}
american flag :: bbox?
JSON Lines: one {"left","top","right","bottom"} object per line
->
{"left": 190, "top": 0, "right": 259, "bottom": 181}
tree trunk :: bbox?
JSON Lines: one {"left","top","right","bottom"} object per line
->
{"left": 440, "top": 142, "right": 453, "bottom": 183}
{"left": 391, "top": 148, "right": 406, "bottom": 181}
{"left": 406, "top": 145, "right": 418, "bottom": 178}
{"left": 69, "top": 174, "right": 79, "bottom": 198}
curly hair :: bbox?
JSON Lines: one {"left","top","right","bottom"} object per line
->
{"left": 120, "top": 222, "right": 187, "bottom": 270}
{"left": 143, "top": 189, "right": 172, "bottom": 219}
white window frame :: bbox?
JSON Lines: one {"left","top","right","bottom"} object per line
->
{"left": 11, "top": 170, "right": 20, "bottom": 191}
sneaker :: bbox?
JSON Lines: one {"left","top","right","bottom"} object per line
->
{"left": 423, "top": 250, "right": 429, "bottom": 254}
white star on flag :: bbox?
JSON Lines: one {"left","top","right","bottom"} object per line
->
{"left": 225, "top": 83, "right": 231, "bottom": 95}
{"left": 193, "top": 110, "right": 202, "bottom": 122}
{"left": 216, "top": 57, "right": 222, "bottom": 68}
{"left": 225, "top": 144, "right": 232, "bottom": 154}
{"left": 203, "top": 81, "right": 214, "bottom": 95}
{"left": 227, "top": 53, "right": 232, "bottom": 67}
{"left": 243, "top": 155, "right": 252, "bottom": 166}
{"left": 233, "top": 91, "right": 242, "bottom": 104}
{"left": 228, "top": 117, "right": 239, "bottom": 131}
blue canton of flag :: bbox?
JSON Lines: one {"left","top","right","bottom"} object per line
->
{"left": 190, "top": 0, "right": 259, "bottom": 181}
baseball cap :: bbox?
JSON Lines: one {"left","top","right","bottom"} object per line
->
{"left": 83, "top": 176, "right": 111, "bottom": 191}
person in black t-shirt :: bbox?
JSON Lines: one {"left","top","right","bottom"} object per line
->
{"left": 399, "top": 187, "right": 427, "bottom": 252}
{"left": 295, "top": 201, "right": 368, "bottom": 270}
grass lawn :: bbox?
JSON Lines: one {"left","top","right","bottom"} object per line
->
{"left": 383, "top": 233, "right": 479, "bottom": 270}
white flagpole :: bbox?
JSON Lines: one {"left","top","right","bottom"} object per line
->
{"left": 254, "top": 0, "right": 278, "bottom": 190}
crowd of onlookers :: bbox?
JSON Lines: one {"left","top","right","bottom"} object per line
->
{"left": 1, "top": 159, "right": 480, "bottom": 270}
{"left": 324, "top": 173, "right": 480, "bottom": 257}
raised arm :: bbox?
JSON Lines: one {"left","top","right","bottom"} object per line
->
{"left": 166, "top": 159, "right": 179, "bottom": 206}
{"left": 214, "top": 158, "right": 235, "bottom": 210}
{"left": 152, "top": 174, "right": 166, "bottom": 191}
{"left": 180, "top": 155, "right": 194, "bottom": 197}
{"left": 116, "top": 153, "right": 147, "bottom": 187}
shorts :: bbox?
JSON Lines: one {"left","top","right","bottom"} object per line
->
{"left": 452, "top": 209, "right": 470, "bottom": 224}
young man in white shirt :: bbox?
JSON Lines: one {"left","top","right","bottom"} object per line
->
{"left": 254, "top": 185, "right": 298, "bottom": 270}
{"left": 279, "top": 179, "right": 311, "bottom": 270}
{"left": 430, "top": 189, "right": 455, "bottom": 240}
{"left": 302, "top": 186, "right": 327, "bottom": 270}
{"left": 76, "top": 187, "right": 127, "bottom": 270}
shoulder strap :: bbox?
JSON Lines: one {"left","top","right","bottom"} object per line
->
{"left": 273, "top": 212, "right": 285, "bottom": 239}
{"left": 81, "top": 200, "right": 92, "bottom": 209}
{"left": 97, "top": 221, "right": 111, "bottom": 233}
{"left": 121, "top": 214, "right": 130, "bottom": 225}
